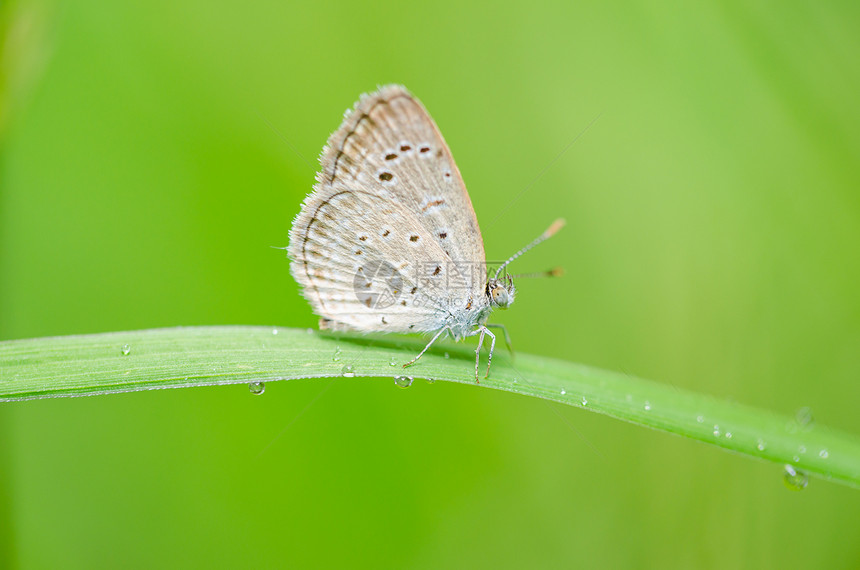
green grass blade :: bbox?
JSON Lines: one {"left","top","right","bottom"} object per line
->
{"left": 1, "top": 326, "right": 858, "bottom": 488}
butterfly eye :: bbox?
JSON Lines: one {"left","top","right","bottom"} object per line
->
{"left": 490, "top": 285, "right": 511, "bottom": 308}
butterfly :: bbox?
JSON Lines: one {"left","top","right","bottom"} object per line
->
{"left": 288, "top": 85, "right": 563, "bottom": 382}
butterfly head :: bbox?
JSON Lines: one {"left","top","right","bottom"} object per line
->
{"left": 485, "top": 219, "right": 566, "bottom": 311}
{"left": 486, "top": 275, "right": 516, "bottom": 309}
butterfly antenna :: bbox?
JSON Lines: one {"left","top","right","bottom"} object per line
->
{"left": 494, "top": 219, "right": 566, "bottom": 280}
{"left": 509, "top": 267, "right": 564, "bottom": 279}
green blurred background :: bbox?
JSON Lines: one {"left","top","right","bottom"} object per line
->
{"left": 2, "top": 0, "right": 859, "bottom": 567}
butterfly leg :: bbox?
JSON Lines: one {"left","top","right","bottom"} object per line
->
{"left": 485, "top": 323, "right": 513, "bottom": 360}
{"left": 403, "top": 326, "right": 451, "bottom": 369}
{"left": 482, "top": 327, "right": 497, "bottom": 379}
{"left": 474, "top": 327, "right": 487, "bottom": 383}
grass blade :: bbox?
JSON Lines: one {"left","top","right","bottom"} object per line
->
{"left": 1, "top": 326, "right": 858, "bottom": 488}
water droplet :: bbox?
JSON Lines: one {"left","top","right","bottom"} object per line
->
{"left": 696, "top": 415, "right": 704, "bottom": 423}
{"left": 798, "top": 445, "right": 806, "bottom": 454}
{"left": 393, "top": 375, "right": 413, "bottom": 388}
{"left": 121, "top": 344, "right": 131, "bottom": 356}
{"left": 783, "top": 464, "right": 808, "bottom": 491}
{"left": 389, "top": 357, "right": 398, "bottom": 367}
{"left": 793, "top": 456, "right": 800, "bottom": 463}
{"left": 443, "top": 352, "right": 450, "bottom": 359}
{"left": 713, "top": 425, "right": 721, "bottom": 437}
{"left": 341, "top": 364, "right": 355, "bottom": 378}
{"left": 306, "top": 328, "right": 314, "bottom": 334}
{"left": 644, "top": 401, "right": 651, "bottom": 411}
{"left": 249, "top": 382, "right": 265, "bottom": 395}
{"left": 581, "top": 397, "right": 588, "bottom": 406}
{"left": 332, "top": 346, "right": 342, "bottom": 362}
{"left": 426, "top": 377, "right": 435, "bottom": 384}
{"left": 560, "top": 389, "right": 567, "bottom": 396}
{"left": 795, "top": 407, "right": 815, "bottom": 431}
{"left": 272, "top": 328, "right": 279, "bottom": 335}
{"left": 757, "top": 439, "right": 767, "bottom": 451}
{"left": 819, "top": 449, "right": 829, "bottom": 459}
{"left": 725, "top": 432, "right": 732, "bottom": 439}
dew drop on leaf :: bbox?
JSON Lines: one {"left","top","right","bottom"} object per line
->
{"left": 393, "top": 375, "right": 413, "bottom": 388}
{"left": 783, "top": 464, "right": 808, "bottom": 491}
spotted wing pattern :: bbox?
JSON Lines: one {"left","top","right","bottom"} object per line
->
{"left": 288, "top": 86, "right": 488, "bottom": 333}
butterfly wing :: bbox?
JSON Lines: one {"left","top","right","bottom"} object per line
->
{"left": 289, "top": 188, "right": 482, "bottom": 332}
{"left": 288, "top": 86, "right": 488, "bottom": 333}
{"left": 318, "top": 85, "right": 486, "bottom": 269}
